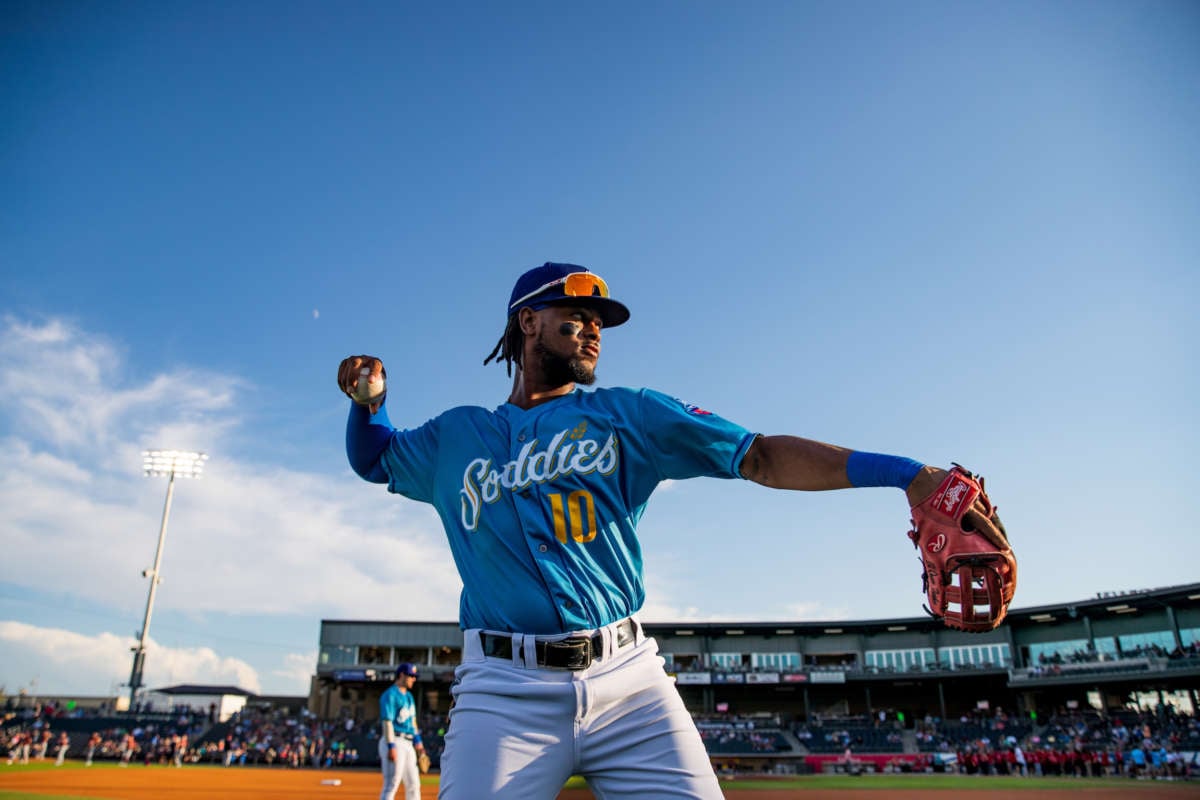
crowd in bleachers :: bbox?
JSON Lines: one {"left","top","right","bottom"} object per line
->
{"left": 9, "top": 690, "right": 1200, "bottom": 780}
{"left": 912, "top": 703, "right": 1200, "bottom": 779}
{"left": 793, "top": 712, "right": 906, "bottom": 754}
{"left": 187, "top": 706, "right": 370, "bottom": 767}
{"left": 1023, "top": 642, "right": 1200, "bottom": 679}
{"left": 693, "top": 716, "right": 791, "bottom": 755}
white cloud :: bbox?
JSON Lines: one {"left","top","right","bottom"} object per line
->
{"left": 0, "top": 621, "right": 261, "bottom": 696}
{"left": 273, "top": 651, "right": 319, "bottom": 692}
{"left": 0, "top": 315, "right": 463, "bottom": 619}
{"left": 0, "top": 314, "right": 465, "bottom": 696}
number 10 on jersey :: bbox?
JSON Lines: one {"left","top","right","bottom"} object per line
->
{"left": 549, "top": 490, "right": 597, "bottom": 543}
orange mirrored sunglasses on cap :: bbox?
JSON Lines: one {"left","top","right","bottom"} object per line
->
{"left": 508, "top": 272, "right": 610, "bottom": 312}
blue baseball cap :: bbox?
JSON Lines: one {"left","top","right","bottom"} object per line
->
{"left": 507, "top": 262, "right": 630, "bottom": 328}
{"left": 396, "top": 663, "right": 418, "bottom": 679}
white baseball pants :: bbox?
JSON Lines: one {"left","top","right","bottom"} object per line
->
{"left": 378, "top": 735, "right": 419, "bottom": 800}
{"left": 438, "top": 619, "right": 723, "bottom": 799}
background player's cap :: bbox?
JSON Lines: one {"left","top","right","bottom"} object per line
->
{"left": 507, "top": 262, "right": 631, "bottom": 328}
{"left": 396, "top": 663, "right": 418, "bottom": 679}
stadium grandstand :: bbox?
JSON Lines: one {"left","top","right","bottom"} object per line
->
{"left": 6, "top": 582, "right": 1199, "bottom": 776}
{"left": 309, "top": 581, "right": 1200, "bottom": 774}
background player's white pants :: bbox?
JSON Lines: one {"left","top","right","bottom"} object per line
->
{"left": 377, "top": 736, "right": 419, "bottom": 800}
{"left": 439, "top": 619, "right": 723, "bottom": 800}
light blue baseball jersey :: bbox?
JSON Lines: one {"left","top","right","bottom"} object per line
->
{"left": 376, "top": 386, "right": 757, "bottom": 634}
{"left": 379, "top": 684, "right": 417, "bottom": 736}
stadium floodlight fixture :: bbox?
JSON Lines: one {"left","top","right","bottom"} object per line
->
{"left": 143, "top": 450, "right": 209, "bottom": 478}
{"left": 127, "top": 450, "right": 208, "bottom": 710}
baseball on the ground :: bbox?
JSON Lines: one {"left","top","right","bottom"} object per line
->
{"left": 352, "top": 367, "right": 386, "bottom": 405}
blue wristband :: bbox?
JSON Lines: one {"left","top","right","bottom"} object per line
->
{"left": 387, "top": 742, "right": 396, "bottom": 750}
{"left": 846, "top": 451, "right": 924, "bottom": 489}
{"left": 413, "top": 734, "right": 422, "bottom": 746}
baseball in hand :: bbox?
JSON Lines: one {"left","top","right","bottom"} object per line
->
{"left": 352, "top": 367, "right": 386, "bottom": 405}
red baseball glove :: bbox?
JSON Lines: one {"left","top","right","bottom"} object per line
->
{"left": 908, "top": 464, "right": 1016, "bottom": 632}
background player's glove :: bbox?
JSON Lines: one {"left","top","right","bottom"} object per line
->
{"left": 417, "top": 751, "right": 431, "bottom": 774}
{"left": 907, "top": 464, "right": 1016, "bottom": 632}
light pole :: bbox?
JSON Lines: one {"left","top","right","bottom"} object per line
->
{"left": 127, "top": 450, "right": 208, "bottom": 711}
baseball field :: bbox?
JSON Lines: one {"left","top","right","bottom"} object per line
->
{"left": 2, "top": 763, "right": 1198, "bottom": 800}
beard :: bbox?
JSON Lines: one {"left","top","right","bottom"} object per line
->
{"left": 533, "top": 334, "right": 596, "bottom": 386}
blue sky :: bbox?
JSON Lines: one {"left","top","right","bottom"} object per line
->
{"left": 2, "top": 1, "right": 1197, "bottom": 697}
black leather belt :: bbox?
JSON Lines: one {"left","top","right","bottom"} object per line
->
{"left": 480, "top": 618, "right": 638, "bottom": 671}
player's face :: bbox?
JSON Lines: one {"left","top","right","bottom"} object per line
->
{"left": 534, "top": 305, "right": 601, "bottom": 386}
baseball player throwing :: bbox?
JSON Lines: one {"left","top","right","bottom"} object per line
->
{"left": 378, "top": 662, "right": 424, "bottom": 800}
{"left": 338, "top": 262, "right": 1012, "bottom": 799}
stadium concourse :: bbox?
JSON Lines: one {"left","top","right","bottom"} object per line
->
{"left": 5, "top": 583, "right": 1200, "bottom": 778}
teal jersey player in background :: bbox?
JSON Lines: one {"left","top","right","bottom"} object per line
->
{"left": 377, "top": 662, "right": 424, "bottom": 800}
{"left": 339, "top": 262, "right": 989, "bottom": 799}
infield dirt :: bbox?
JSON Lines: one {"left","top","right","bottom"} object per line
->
{"left": 2, "top": 765, "right": 1199, "bottom": 799}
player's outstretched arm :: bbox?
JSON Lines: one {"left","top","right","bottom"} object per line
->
{"left": 338, "top": 355, "right": 392, "bottom": 483}
{"left": 740, "top": 436, "right": 1002, "bottom": 537}
{"left": 740, "top": 435, "right": 948, "bottom": 498}
{"left": 738, "top": 435, "right": 856, "bottom": 490}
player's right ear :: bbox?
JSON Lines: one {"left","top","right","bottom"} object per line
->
{"left": 517, "top": 307, "right": 539, "bottom": 336}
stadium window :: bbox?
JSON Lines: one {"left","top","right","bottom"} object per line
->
{"left": 1182, "top": 629, "right": 1200, "bottom": 647}
{"left": 359, "top": 645, "right": 391, "bottom": 665}
{"left": 1118, "top": 631, "right": 1175, "bottom": 654}
{"left": 319, "top": 645, "right": 355, "bottom": 666}
{"left": 1029, "top": 639, "right": 1089, "bottom": 663}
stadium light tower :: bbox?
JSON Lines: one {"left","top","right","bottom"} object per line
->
{"left": 127, "top": 450, "right": 208, "bottom": 710}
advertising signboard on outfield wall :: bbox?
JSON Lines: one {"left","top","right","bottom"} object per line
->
{"left": 674, "top": 672, "right": 712, "bottom": 685}
{"left": 808, "top": 671, "right": 846, "bottom": 684}
{"left": 745, "top": 672, "right": 781, "bottom": 684}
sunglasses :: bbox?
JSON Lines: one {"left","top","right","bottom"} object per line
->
{"left": 509, "top": 272, "right": 610, "bottom": 311}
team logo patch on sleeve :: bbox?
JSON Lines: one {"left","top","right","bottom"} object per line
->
{"left": 683, "top": 403, "right": 712, "bottom": 416}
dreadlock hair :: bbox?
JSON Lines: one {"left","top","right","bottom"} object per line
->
{"left": 483, "top": 315, "right": 525, "bottom": 376}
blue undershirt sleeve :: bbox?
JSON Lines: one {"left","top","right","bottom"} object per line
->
{"left": 845, "top": 450, "right": 924, "bottom": 489}
{"left": 346, "top": 400, "right": 394, "bottom": 483}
